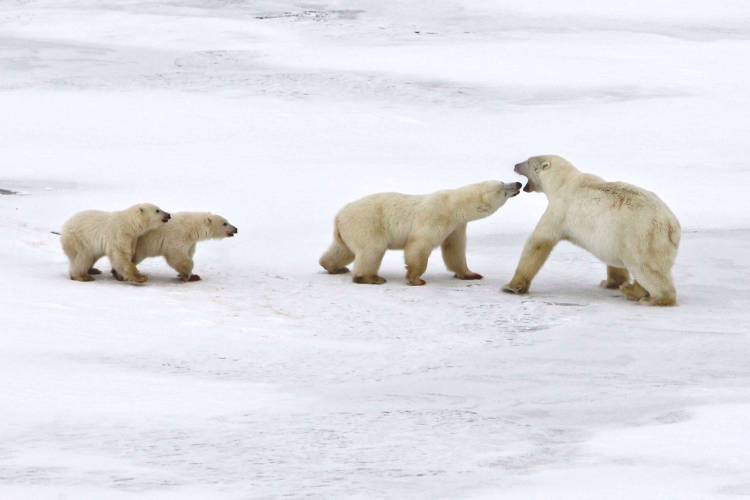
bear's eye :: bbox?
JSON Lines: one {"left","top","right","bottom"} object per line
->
{"left": 223, "top": 222, "right": 228, "bottom": 226}
{"left": 156, "top": 209, "right": 160, "bottom": 213}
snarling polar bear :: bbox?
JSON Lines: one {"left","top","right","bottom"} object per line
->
{"left": 61, "top": 203, "right": 171, "bottom": 282}
{"left": 112, "top": 212, "right": 238, "bottom": 282}
{"left": 320, "top": 181, "right": 522, "bottom": 285}
{"left": 503, "top": 155, "right": 681, "bottom": 306}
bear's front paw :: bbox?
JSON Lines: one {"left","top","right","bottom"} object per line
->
{"left": 502, "top": 282, "right": 528, "bottom": 294}
{"left": 407, "top": 278, "right": 427, "bottom": 286}
{"left": 456, "top": 272, "right": 483, "bottom": 280}
{"left": 131, "top": 274, "right": 148, "bottom": 284}
{"left": 187, "top": 274, "right": 202, "bottom": 282}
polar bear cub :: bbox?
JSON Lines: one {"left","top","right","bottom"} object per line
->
{"left": 503, "top": 155, "right": 681, "bottom": 305}
{"left": 61, "top": 203, "right": 171, "bottom": 283}
{"left": 320, "top": 181, "right": 522, "bottom": 285}
{"left": 112, "top": 212, "right": 238, "bottom": 282}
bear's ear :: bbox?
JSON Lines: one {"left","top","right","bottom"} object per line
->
{"left": 207, "top": 217, "right": 212, "bottom": 224}
{"left": 541, "top": 161, "right": 551, "bottom": 170}
{"left": 139, "top": 207, "right": 144, "bottom": 213}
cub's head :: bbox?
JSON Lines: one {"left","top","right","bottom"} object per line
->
{"left": 466, "top": 180, "right": 521, "bottom": 220}
{"left": 132, "top": 203, "right": 171, "bottom": 230}
{"left": 205, "top": 214, "right": 238, "bottom": 239}
{"left": 513, "top": 155, "right": 576, "bottom": 194}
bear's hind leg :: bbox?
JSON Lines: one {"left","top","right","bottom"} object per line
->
{"left": 352, "top": 248, "right": 387, "bottom": 285}
{"left": 320, "top": 239, "right": 355, "bottom": 275}
{"left": 601, "top": 266, "right": 629, "bottom": 289}
{"left": 69, "top": 252, "right": 96, "bottom": 282}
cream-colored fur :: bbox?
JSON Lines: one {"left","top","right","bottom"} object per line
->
{"left": 61, "top": 203, "right": 171, "bottom": 283}
{"left": 503, "top": 155, "right": 681, "bottom": 306}
{"left": 113, "top": 212, "right": 238, "bottom": 282}
{"left": 320, "top": 181, "right": 522, "bottom": 285}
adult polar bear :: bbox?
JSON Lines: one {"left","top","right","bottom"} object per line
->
{"left": 503, "top": 155, "right": 680, "bottom": 306}
{"left": 320, "top": 181, "right": 522, "bottom": 285}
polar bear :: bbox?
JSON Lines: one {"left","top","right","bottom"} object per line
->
{"left": 503, "top": 155, "right": 681, "bottom": 306}
{"left": 112, "top": 212, "right": 238, "bottom": 282}
{"left": 61, "top": 203, "right": 171, "bottom": 283}
{"left": 320, "top": 181, "right": 522, "bottom": 285}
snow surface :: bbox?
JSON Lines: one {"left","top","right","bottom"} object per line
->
{"left": 2, "top": 1, "right": 750, "bottom": 498}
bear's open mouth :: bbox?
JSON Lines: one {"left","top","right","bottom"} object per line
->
{"left": 523, "top": 179, "right": 536, "bottom": 193}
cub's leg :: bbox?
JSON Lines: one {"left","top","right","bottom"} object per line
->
{"left": 165, "top": 251, "right": 199, "bottom": 282}
{"left": 109, "top": 249, "right": 147, "bottom": 283}
{"left": 600, "top": 266, "right": 629, "bottom": 289}
{"left": 69, "top": 251, "right": 96, "bottom": 282}
{"left": 404, "top": 242, "right": 433, "bottom": 286}
{"left": 352, "top": 247, "right": 387, "bottom": 284}
{"left": 441, "top": 224, "right": 482, "bottom": 280}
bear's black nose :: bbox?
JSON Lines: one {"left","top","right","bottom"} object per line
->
{"left": 514, "top": 182, "right": 522, "bottom": 189}
{"left": 162, "top": 212, "right": 171, "bottom": 222}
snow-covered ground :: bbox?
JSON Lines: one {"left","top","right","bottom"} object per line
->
{"left": 2, "top": 1, "right": 750, "bottom": 498}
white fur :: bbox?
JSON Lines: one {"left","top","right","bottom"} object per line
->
{"left": 126, "top": 212, "right": 237, "bottom": 282}
{"left": 320, "top": 181, "right": 521, "bottom": 285}
{"left": 60, "top": 203, "right": 170, "bottom": 282}
{"left": 504, "top": 155, "right": 681, "bottom": 305}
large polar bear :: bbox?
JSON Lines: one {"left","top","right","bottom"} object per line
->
{"left": 112, "top": 212, "right": 238, "bottom": 282}
{"left": 61, "top": 203, "right": 171, "bottom": 283}
{"left": 320, "top": 181, "right": 522, "bottom": 285}
{"left": 503, "top": 155, "right": 681, "bottom": 306}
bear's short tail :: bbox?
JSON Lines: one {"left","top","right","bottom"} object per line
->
{"left": 319, "top": 220, "right": 355, "bottom": 274}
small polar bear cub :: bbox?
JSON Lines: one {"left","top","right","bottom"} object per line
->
{"left": 320, "top": 181, "right": 522, "bottom": 285}
{"left": 503, "top": 155, "right": 681, "bottom": 306}
{"left": 61, "top": 203, "right": 171, "bottom": 283}
{"left": 112, "top": 212, "right": 238, "bottom": 282}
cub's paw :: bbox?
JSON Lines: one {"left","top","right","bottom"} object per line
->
{"left": 502, "top": 282, "right": 528, "bottom": 294}
{"left": 329, "top": 267, "right": 350, "bottom": 275}
{"left": 455, "top": 272, "right": 483, "bottom": 280}
{"left": 353, "top": 275, "right": 386, "bottom": 285}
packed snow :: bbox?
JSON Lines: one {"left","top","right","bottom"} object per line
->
{"left": 1, "top": 1, "right": 750, "bottom": 498}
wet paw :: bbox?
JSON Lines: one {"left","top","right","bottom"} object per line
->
{"left": 502, "top": 283, "right": 528, "bottom": 294}
{"left": 353, "top": 275, "right": 386, "bottom": 285}
{"left": 456, "top": 272, "right": 483, "bottom": 280}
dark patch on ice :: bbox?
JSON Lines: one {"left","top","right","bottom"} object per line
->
{"left": 0, "top": 188, "right": 18, "bottom": 195}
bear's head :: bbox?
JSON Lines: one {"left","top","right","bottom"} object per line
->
{"left": 132, "top": 203, "right": 171, "bottom": 231}
{"left": 465, "top": 180, "right": 521, "bottom": 221}
{"left": 204, "top": 214, "right": 238, "bottom": 239}
{"left": 513, "top": 155, "right": 577, "bottom": 194}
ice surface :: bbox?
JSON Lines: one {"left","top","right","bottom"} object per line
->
{"left": 1, "top": 1, "right": 750, "bottom": 498}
